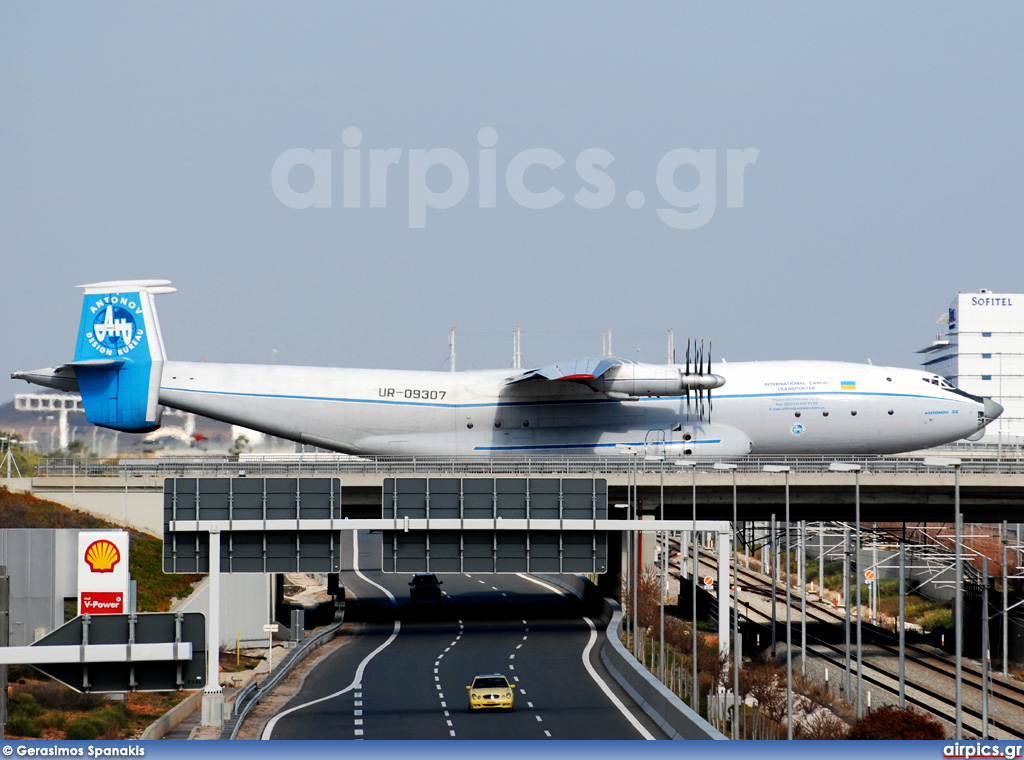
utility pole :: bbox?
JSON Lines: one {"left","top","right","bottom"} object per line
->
{"left": 1, "top": 567, "right": 7, "bottom": 740}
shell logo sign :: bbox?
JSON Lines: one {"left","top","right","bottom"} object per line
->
{"left": 84, "top": 539, "right": 121, "bottom": 573}
{"left": 78, "top": 531, "right": 130, "bottom": 615}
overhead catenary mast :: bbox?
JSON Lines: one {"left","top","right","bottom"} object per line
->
{"left": 602, "top": 327, "right": 613, "bottom": 358}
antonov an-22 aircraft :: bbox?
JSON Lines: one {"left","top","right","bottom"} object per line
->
{"left": 12, "top": 280, "right": 1003, "bottom": 457}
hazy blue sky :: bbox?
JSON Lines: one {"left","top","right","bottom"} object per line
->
{"left": 3, "top": 3, "right": 1021, "bottom": 403}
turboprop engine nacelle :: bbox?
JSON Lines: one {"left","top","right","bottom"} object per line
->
{"left": 588, "top": 362, "right": 725, "bottom": 399}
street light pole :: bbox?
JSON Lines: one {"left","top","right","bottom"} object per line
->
{"left": 1003, "top": 520, "right": 1009, "bottom": 680}
{"left": 800, "top": 519, "right": 807, "bottom": 677}
{"left": 983, "top": 555, "right": 990, "bottom": 740}
{"left": 844, "top": 525, "right": 851, "bottom": 699}
{"left": 925, "top": 456, "right": 963, "bottom": 739}
{"left": 771, "top": 513, "right": 777, "bottom": 659}
{"left": 955, "top": 462, "right": 963, "bottom": 739}
{"left": 661, "top": 456, "right": 666, "bottom": 683}
{"left": 614, "top": 500, "right": 632, "bottom": 651}
{"left": 676, "top": 458, "right": 698, "bottom": 712}
{"left": 715, "top": 461, "right": 739, "bottom": 739}
{"left": 626, "top": 452, "right": 634, "bottom": 667}
{"left": 855, "top": 468, "right": 862, "bottom": 720}
{"left": 763, "top": 465, "right": 792, "bottom": 739}
{"left": 829, "top": 462, "right": 862, "bottom": 715}
{"left": 899, "top": 541, "right": 906, "bottom": 708}
{"left": 646, "top": 454, "right": 666, "bottom": 683}
{"left": 691, "top": 461, "right": 698, "bottom": 712}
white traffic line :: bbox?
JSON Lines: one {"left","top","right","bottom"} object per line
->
{"left": 433, "top": 618, "right": 465, "bottom": 736}
{"left": 581, "top": 616, "right": 655, "bottom": 740}
{"left": 261, "top": 531, "right": 401, "bottom": 740}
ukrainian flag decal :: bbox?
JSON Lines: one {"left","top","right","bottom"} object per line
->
{"left": 841, "top": 380, "right": 856, "bottom": 390}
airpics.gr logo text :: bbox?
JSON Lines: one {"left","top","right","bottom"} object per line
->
{"left": 85, "top": 296, "right": 145, "bottom": 357}
{"left": 271, "top": 127, "right": 758, "bottom": 229}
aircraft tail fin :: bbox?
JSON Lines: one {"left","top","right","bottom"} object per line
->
{"left": 71, "top": 280, "right": 176, "bottom": 433}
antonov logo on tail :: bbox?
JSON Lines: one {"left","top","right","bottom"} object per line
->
{"left": 87, "top": 305, "right": 143, "bottom": 355}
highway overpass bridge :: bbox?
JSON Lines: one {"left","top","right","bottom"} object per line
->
{"left": 5, "top": 454, "right": 1024, "bottom": 534}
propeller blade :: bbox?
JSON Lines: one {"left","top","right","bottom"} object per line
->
{"left": 698, "top": 338, "right": 705, "bottom": 419}
{"left": 684, "top": 339, "right": 691, "bottom": 415}
{"left": 708, "top": 340, "right": 713, "bottom": 422}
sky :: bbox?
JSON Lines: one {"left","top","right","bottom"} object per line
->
{"left": 2, "top": 3, "right": 1022, "bottom": 404}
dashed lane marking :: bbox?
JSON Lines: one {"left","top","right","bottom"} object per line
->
{"left": 262, "top": 532, "right": 399, "bottom": 740}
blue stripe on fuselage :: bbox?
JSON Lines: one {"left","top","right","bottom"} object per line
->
{"left": 162, "top": 385, "right": 973, "bottom": 411}
{"left": 473, "top": 439, "right": 722, "bottom": 452}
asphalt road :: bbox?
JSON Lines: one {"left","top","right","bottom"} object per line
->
{"left": 263, "top": 531, "right": 666, "bottom": 740}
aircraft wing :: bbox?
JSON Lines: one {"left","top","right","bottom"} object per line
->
{"left": 505, "top": 356, "right": 724, "bottom": 402}
{"left": 505, "top": 357, "right": 625, "bottom": 386}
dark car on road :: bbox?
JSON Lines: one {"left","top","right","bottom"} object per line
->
{"left": 409, "top": 573, "right": 443, "bottom": 602}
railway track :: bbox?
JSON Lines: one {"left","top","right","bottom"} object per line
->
{"left": 658, "top": 537, "right": 1024, "bottom": 738}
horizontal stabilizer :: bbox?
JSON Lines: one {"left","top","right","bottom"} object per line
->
{"left": 61, "top": 358, "right": 131, "bottom": 371}
{"left": 10, "top": 366, "right": 80, "bottom": 393}
{"left": 77, "top": 279, "right": 176, "bottom": 295}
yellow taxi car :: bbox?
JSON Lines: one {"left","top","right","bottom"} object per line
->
{"left": 466, "top": 673, "right": 516, "bottom": 712}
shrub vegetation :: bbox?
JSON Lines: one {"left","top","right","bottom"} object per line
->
{"left": 0, "top": 488, "right": 204, "bottom": 738}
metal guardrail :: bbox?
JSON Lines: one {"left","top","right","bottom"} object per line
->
{"left": 31, "top": 451, "right": 1024, "bottom": 478}
{"left": 222, "top": 610, "right": 344, "bottom": 740}
{"left": 600, "top": 601, "right": 725, "bottom": 740}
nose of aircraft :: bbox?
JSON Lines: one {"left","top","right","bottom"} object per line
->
{"left": 984, "top": 398, "right": 1004, "bottom": 421}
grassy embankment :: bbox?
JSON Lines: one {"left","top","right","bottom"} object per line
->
{"left": 0, "top": 487, "right": 203, "bottom": 739}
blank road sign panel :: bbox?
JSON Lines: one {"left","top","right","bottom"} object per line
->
{"left": 381, "top": 477, "right": 608, "bottom": 574}
{"left": 163, "top": 478, "right": 342, "bottom": 573}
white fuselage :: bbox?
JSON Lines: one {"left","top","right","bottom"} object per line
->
{"left": 157, "top": 359, "right": 990, "bottom": 456}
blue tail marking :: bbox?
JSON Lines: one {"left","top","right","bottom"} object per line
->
{"left": 72, "top": 281, "right": 172, "bottom": 432}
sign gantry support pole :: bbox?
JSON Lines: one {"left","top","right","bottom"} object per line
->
{"left": 201, "top": 529, "right": 223, "bottom": 727}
